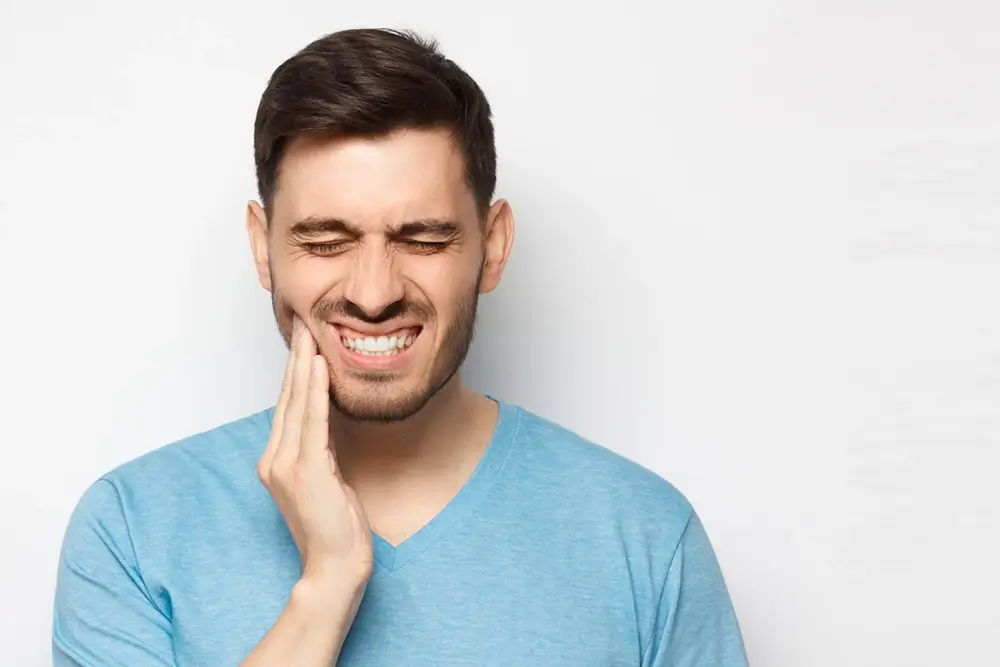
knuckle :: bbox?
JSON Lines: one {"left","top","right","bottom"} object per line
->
{"left": 256, "top": 461, "right": 271, "bottom": 485}
{"left": 271, "top": 458, "right": 299, "bottom": 485}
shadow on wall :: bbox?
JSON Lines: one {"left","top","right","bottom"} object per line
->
{"left": 464, "top": 162, "right": 575, "bottom": 406}
{"left": 462, "top": 160, "right": 651, "bottom": 424}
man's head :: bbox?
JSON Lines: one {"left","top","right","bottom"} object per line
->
{"left": 246, "top": 29, "right": 514, "bottom": 423}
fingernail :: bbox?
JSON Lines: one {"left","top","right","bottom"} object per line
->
{"left": 292, "top": 315, "right": 301, "bottom": 336}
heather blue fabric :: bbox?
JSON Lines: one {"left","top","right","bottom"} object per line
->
{"left": 54, "top": 400, "right": 748, "bottom": 666}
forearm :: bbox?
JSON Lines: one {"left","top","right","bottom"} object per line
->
{"left": 240, "top": 577, "right": 365, "bottom": 667}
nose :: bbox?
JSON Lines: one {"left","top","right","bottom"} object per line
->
{"left": 342, "top": 238, "right": 405, "bottom": 319}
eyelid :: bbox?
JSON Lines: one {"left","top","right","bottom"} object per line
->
{"left": 303, "top": 241, "right": 350, "bottom": 253}
{"left": 302, "top": 239, "right": 446, "bottom": 254}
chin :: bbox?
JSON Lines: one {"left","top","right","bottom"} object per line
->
{"left": 328, "top": 378, "right": 437, "bottom": 423}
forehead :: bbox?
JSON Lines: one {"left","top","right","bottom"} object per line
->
{"left": 271, "top": 128, "right": 477, "bottom": 231}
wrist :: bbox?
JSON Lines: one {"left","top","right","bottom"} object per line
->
{"left": 294, "top": 567, "right": 369, "bottom": 610}
{"left": 301, "top": 554, "right": 372, "bottom": 590}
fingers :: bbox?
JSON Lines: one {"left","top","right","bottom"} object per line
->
{"left": 277, "top": 316, "right": 316, "bottom": 463}
{"left": 341, "top": 483, "right": 368, "bottom": 524}
{"left": 260, "top": 315, "right": 318, "bottom": 483}
{"left": 271, "top": 319, "right": 299, "bottom": 437}
{"left": 259, "top": 321, "right": 299, "bottom": 478}
{"left": 300, "top": 354, "right": 331, "bottom": 465}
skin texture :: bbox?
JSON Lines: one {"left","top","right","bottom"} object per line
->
{"left": 241, "top": 316, "right": 371, "bottom": 667}
{"left": 240, "top": 127, "right": 515, "bottom": 664}
{"left": 247, "top": 128, "right": 514, "bottom": 423}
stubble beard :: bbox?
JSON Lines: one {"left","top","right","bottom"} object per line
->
{"left": 327, "top": 287, "right": 479, "bottom": 423}
{"left": 270, "top": 271, "right": 481, "bottom": 424}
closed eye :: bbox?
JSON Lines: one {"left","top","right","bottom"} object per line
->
{"left": 303, "top": 241, "right": 351, "bottom": 255}
{"left": 404, "top": 240, "right": 449, "bottom": 252}
{"left": 303, "top": 240, "right": 448, "bottom": 255}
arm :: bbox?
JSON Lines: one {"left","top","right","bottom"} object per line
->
{"left": 53, "top": 479, "right": 368, "bottom": 667}
{"left": 241, "top": 315, "right": 373, "bottom": 666}
{"left": 240, "top": 576, "right": 365, "bottom": 666}
{"left": 642, "top": 511, "right": 749, "bottom": 667}
{"left": 55, "top": 318, "right": 370, "bottom": 667}
{"left": 53, "top": 477, "right": 367, "bottom": 667}
{"left": 53, "top": 480, "right": 174, "bottom": 667}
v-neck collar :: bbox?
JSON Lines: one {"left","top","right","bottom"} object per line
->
{"left": 370, "top": 398, "right": 520, "bottom": 573}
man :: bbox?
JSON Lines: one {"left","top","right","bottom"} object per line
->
{"left": 53, "top": 28, "right": 748, "bottom": 666}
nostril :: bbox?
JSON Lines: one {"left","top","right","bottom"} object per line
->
{"left": 341, "top": 298, "right": 408, "bottom": 325}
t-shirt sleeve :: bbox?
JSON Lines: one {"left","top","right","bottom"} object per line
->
{"left": 642, "top": 510, "right": 749, "bottom": 667}
{"left": 53, "top": 479, "right": 175, "bottom": 667}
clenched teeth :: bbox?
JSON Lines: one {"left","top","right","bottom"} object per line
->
{"left": 343, "top": 331, "right": 418, "bottom": 356}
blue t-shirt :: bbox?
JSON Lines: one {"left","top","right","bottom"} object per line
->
{"left": 53, "top": 400, "right": 748, "bottom": 666}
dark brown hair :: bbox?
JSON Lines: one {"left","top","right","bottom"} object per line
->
{"left": 253, "top": 28, "right": 497, "bottom": 219}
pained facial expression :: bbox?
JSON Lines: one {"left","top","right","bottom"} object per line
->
{"left": 247, "top": 128, "right": 513, "bottom": 422}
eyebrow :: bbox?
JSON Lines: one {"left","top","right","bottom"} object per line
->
{"left": 393, "top": 219, "right": 461, "bottom": 238}
{"left": 288, "top": 216, "right": 361, "bottom": 237}
{"left": 288, "top": 216, "right": 461, "bottom": 238}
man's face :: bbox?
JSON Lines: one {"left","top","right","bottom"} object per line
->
{"left": 247, "top": 128, "right": 512, "bottom": 423}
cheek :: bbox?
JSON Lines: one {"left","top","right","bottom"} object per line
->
{"left": 410, "top": 249, "right": 481, "bottom": 290}
{"left": 274, "top": 259, "right": 339, "bottom": 310}
{"left": 418, "top": 261, "right": 480, "bottom": 320}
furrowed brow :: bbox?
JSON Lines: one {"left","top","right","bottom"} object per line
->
{"left": 390, "top": 219, "right": 462, "bottom": 238}
{"left": 288, "top": 216, "right": 362, "bottom": 237}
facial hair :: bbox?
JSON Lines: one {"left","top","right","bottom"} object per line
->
{"left": 269, "top": 264, "right": 482, "bottom": 423}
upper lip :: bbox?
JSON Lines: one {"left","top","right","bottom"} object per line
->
{"left": 329, "top": 321, "right": 423, "bottom": 337}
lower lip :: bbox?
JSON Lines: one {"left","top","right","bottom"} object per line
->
{"left": 331, "top": 326, "right": 420, "bottom": 372}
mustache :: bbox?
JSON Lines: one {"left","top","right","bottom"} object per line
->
{"left": 272, "top": 295, "right": 433, "bottom": 346}
{"left": 314, "top": 298, "right": 433, "bottom": 325}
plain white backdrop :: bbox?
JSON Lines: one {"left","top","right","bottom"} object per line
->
{"left": 1, "top": 1, "right": 998, "bottom": 665}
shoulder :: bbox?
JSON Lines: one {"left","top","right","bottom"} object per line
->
{"left": 511, "top": 405, "right": 692, "bottom": 512}
{"left": 501, "top": 404, "right": 706, "bottom": 641}
{"left": 70, "top": 407, "right": 274, "bottom": 527}
{"left": 104, "top": 407, "right": 273, "bottom": 490}
{"left": 506, "top": 404, "right": 694, "bottom": 544}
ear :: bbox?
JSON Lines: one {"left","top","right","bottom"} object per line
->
{"left": 478, "top": 199, "right": 515, "bottom": 295}
{"left": 246, "top": 201, "right": 272, "bottom": 292}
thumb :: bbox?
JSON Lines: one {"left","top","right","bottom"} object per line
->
{"left": 341, "top": 483, "right": 369, "bottom": 525}
{"left": 327, "top": 448, "right": 339, "bottom": 477}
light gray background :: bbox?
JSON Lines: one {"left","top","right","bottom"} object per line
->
{"left": 1, "top": 1, "right": 997, "bottom": 665}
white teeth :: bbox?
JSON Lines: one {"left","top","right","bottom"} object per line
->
{"left": 341, "top": 330, "right": 418, "bottom": 356}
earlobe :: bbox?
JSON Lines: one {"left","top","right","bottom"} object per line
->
{"left": 478, "top": 199, "right": 515, "bottom": 294}
{"left": 246, "top": 201, "right": 273, "bottom": 292}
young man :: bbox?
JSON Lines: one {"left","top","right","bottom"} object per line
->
{"left": 53, "top": 28, "right": 748, "bottom": 666}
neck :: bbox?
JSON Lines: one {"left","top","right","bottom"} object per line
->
{"left": 328, "top": 375, "right": 496, "bottom": 487}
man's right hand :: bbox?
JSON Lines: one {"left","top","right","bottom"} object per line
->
{"left": 241, "top": 314, "right": 373, "bottom": 667}
{"left": 258, "top": 314, "right": 373, "bottom": 585}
